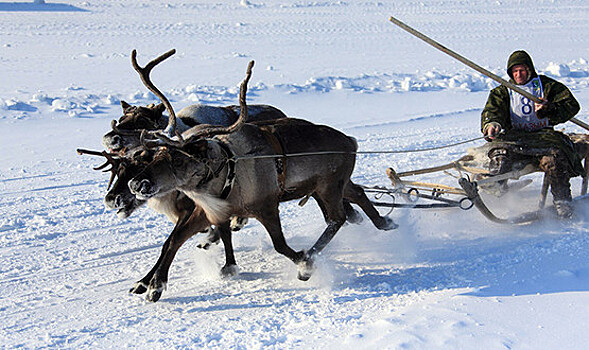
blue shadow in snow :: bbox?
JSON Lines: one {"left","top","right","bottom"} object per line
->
{"left": 0, "top": 2, "right": 88, "bottom": 12}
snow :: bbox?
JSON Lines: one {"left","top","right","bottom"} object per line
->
{"left": 2, "top": 0, "right": 589, "bottom": 348}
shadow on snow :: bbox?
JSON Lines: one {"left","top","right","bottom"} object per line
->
{"left": 0, "top": 2, "right": 88, "bottom": 12}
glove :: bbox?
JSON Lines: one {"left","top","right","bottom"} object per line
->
{"left": 535, "top": 101, "right": 557, "bottom": 119}
{"left": 483, "top": 122, "right": 502, "bottom": 141}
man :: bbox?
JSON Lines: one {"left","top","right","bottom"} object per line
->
{"left": 481, "top": 50, "right": 582, "bottom": 218}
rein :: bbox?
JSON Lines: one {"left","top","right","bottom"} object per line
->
{"left": 233, "top": 135, "right": 486, "bottom": 161}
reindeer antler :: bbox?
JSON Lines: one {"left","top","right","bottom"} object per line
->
{"left": 76, "top": 148, "right": 122, "bottom": 190}
{"left": 139, "top": 129, "right": 184, "bottom": 149}
{"left": 184, "top": 60, "right": 254, "bottom": 141}
{"left": 235, "top": 60, "right": 254, "bottom": 133}
{"left": 130, "top": 49, "right": 178, "bottom": 137}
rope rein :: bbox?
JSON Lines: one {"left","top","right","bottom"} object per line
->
{"left": 233, "top": 135, "right": 486, "bottom": 161}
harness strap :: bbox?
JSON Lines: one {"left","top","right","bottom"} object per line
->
{"left": 259, "top": 126, "right": 287, "bottom": 193}
{"left": 216, "top": 141, "right": 237, "bottom": 200}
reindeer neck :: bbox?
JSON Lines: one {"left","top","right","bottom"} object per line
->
{"left": 180, "top": 141, "right": 235, "bottom": 225}
{"left": 180, "top": 140, "right": 233, "bottom": 198}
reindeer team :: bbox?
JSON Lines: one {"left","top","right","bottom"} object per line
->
{"left": 79, "top": 49, "right": 396, "bottom": 302}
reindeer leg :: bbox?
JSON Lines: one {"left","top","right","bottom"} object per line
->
{"left": 257, "top": 209, "right": 305, "bottom": 264}
{"left": 345, "top": 181, "right": 398, "bottom": 230}
{"left": 218, "top": 222, "right": 239, "bottom": 277}
{"left": 298, "top": 221, "right": 345, "bottom": 281}
{"left": 144, "top": 208, "right": 209, "bottom": 302}
{"left": 343, "top": 199, "right": 363, "bottom": 224}
{"left": 313, "top": 193, "right": 362, "bottom": 225}
{"left": 298, "top": 189, "right": 347, "bottom": 281}
{"left": 197, "top": 226, "right": 221, "bottom": 250}
{"left": 311, "top": 193, "right": 330, "bottom": 223}
{"left": 129, "top": 210, "right": 193, "bottom": 295}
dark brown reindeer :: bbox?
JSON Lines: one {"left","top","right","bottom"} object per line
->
{"left": 81, "top": 51, "right": 370, "bottom": 293}
{"left": 102, "top": 49, "right": 287, "bottom": 153}
{"left": 127, "top": 59, "right": 397, "bottom": 302}
{"left": 79, "top": 142, "right": 369, "bottom": 293}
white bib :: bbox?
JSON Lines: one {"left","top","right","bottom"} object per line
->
{"left": 509, "top": 77, "right": 548, "bottom": 131}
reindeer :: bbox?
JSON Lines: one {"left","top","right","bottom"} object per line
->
{"left": 80, "top": 51, "right": 371, "bottom": 289}
{"left": 102, "top": 50, "right": 288, "bottom": 153}
{"left": 79, "top": 141, "right": 371, "bottom": 293}
{"left": 127, "top": 57, "right": 397, "bottom": 302}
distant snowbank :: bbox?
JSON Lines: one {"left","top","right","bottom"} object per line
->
{"left": 2, "top": 60, "right": 588, "bottom": 121}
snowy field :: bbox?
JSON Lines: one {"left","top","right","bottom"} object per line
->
{"left": 2, "top": 0, "right": 589, "bottom": 348}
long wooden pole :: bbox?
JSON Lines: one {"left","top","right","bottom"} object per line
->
{"left": 388, "top": 16, "right": 589, "bottom": 131}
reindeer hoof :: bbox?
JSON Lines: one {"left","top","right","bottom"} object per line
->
{"left": 297, "top": 259, "right": 315, "bottom": 281}
{"left": 377, "top": 216, "right": 398, "bottom": 231}
{"left": 197, "top": 227, "right": 221, "bottom": 250}
{"left": 146, "top": 290, "right": 162, "bottom": 303}
{"left": 221, "top": 264, "right": 239, "bottom": 278}
{"left": 145, "top": 282, "right": 166, "bottom": 302}
{"left": 230, "top": 217, "right": 248, "bottom": 231}
{"left": 129, "top": 281, "right": 148, "bottom": 295}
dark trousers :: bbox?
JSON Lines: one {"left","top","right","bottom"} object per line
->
{"left": 488, "top": 147, "right": 573, "bottom": 202}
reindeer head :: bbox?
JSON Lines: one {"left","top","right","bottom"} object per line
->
{"left": 77, "top": 148, "right": 153, "bottom": 218}
{"left": 103, "top": 149, "right": 154, "bottom": 218}
{"left": 102, "top": 102, "right": 168, "bottom": 152}
{"left": 119, "top": 101, "right": 167, "bottom": 129}
{"left": 127, "top": 142, "right": 210, "bottom": 200}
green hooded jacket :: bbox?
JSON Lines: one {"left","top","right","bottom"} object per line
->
{"left": 480, "top": 50, "right": 583, "bottom": 175}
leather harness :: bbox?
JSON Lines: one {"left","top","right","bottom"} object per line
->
{"left": 258, "top": 125, "right": 287, "bottom": 194}
{"left": 201, "top": 127, "right": 287, "bottom": 200}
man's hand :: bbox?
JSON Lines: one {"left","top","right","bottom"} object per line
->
{"left": 484, "top": 122, "right": 502, "bottom": 140}
{"left": 535, "top": 98, "right": 555, "bottom": 119}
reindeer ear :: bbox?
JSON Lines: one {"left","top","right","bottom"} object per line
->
{"left": 121, "top": 100, "right": 131, "bottom": 110}
{"left": 155, "top": 103, "right": 166, "bottom": 114}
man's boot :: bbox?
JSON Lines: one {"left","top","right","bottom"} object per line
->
{"left": 486, "top": 148, "right": 511, "bottom": 195}
{"left": 542, "top": 154, "right": 574, "bottom": 219}
{"left": 554, "top": 199, "right": 574, "bottom": 219}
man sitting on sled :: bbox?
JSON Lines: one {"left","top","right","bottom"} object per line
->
{"left": 481, "top": 50, "right": 583, "bottom": 219}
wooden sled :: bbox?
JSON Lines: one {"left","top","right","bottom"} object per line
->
{"left": 370, "top": 133, "right": 589, "bottom": 224}
{"left": 366, "top": 155, "right": 481, "bottom": 213}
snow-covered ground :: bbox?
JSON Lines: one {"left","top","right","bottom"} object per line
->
{"left": 2, "top": 0, "right": 589, "bottom": 348}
